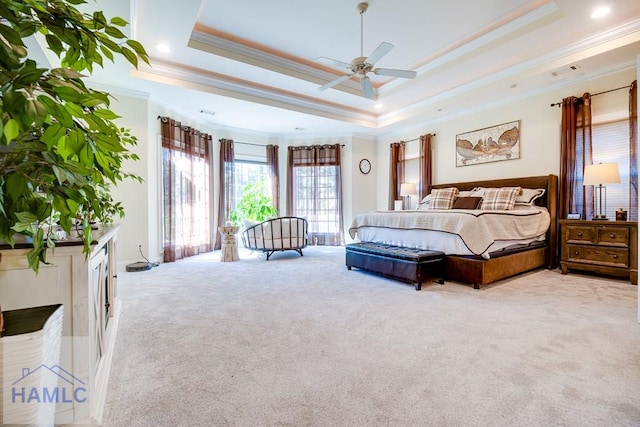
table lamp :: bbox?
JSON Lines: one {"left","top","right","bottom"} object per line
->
{"left": 583, "top": 162, "right": 620, "bottom": 220}
{"left": 400, "top": 182, "right": 417, "bottom": 210}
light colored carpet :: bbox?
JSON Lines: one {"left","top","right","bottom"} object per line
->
{"left": 102, "top": 246, "right": 640, "bottom": 427}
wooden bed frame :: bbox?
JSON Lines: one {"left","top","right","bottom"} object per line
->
{"left": 431, "top": 174, "right": 558, "bottom": 289}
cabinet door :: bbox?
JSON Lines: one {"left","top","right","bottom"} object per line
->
{"left": 89, "top": 245, "right": 107, "bottom": 376}
{"left": 107, "top": 233, "right": 118, "bottom": 317}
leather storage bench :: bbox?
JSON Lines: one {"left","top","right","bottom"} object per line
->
{"left": 345, "top": 242, "right": 445, "bottom": 290}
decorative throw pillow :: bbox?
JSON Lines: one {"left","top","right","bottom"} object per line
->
{"left": 516, "top": 188, "right": 546, "bottom": 205}
{"left": 480, "top": 187, "right": 521, "bottom": 210}
{"left": 452, "top": 196, "right": 483, "bottom": 209}
{"left": 457, "top": 190, "right": 474, "bottom": 197}
{"left": 417, "top": 194, "right": 432, "bottom": 210}
{"left": 426, "top": 187, "right": 459, "bottom": 209}
{"left": 469, "top": 187, "right": 487, "bottom": 198}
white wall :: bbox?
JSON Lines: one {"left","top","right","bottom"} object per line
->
{"left": 376, "top": 68, "right": 637, "bottom": 210}
{"left": 349, "top": 135, "right": 378, "bottom": 214}
{"left": 109, "top": 92, "right": 152, "bottom": 264}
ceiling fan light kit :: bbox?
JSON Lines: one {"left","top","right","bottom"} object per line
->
{"left": 317, "top": 2, "right": 417, "bottom": 99}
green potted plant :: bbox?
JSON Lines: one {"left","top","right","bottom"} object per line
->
{"left": 229, "top": 181, "right": 279, "bottom": 226}
{"left": 0, "top": 0, "right": 149, "bottom": 272}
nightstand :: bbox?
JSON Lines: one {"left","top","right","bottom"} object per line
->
{"left": 559, "top": 219, "right": 637, "bottom": 284}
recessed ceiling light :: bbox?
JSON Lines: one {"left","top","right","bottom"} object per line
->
{"left": 590, "top": 5, "right": 611, "bottom": 19}
{"left": 156, "top": 43, "right": 171, "bottom": 53}
{"left": 200, "top": 109, "right": 215, "bottom": 115}
{"left": 374, "top": 103, "right": 383, "bottom": 110}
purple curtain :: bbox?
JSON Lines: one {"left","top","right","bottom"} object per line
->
{"left": 266, "top": 144, "right": 280, "bottom": 213}
{"left": 559, "top": 93, "right": 593, "bottom": 220}
{"left": 160, "top": 117, "right": 212, "bottom": 262}
{"left": 388, "top": 142, "right": 405, "bottom": 210}
{"left": 419, "top": 134, "right": 433, "bottom": 200}
{"left": 215, "top": 139, "right": 235, "bottom": 249}
{"left": 629, "top": 80, "right": 638, "bottom": 221}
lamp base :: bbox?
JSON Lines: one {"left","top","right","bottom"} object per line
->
{"left": 592, "top": 215, "right": 609, "bottom": 220}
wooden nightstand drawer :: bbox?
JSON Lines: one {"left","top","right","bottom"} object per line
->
{"left": 564, "top": 225, "right": 596, "bottom": 244}
{"left": 596, "top": 227, "right": 629, "bottom": 247}
{"left": 566, "top": 244, "right": 629, "bottom": 268}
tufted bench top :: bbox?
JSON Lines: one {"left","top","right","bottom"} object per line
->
{"left": 346, "top": 242, "right": 444, "bottom": 261}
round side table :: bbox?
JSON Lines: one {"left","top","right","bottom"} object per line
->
{"left": 218, "top": 225, "right": 239, "bottom": 262}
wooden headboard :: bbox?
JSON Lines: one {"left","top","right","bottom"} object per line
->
{"left": 432, "top": 174, "right": 559, "bottom": 268}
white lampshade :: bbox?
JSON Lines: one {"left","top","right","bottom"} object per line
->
{"left": 400, "top": 182, "right": 417, "bottom": 196}
{"left": 583, "top": 163, "right": 620, "bottom": 185}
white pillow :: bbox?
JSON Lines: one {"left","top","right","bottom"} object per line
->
{"left": 469, "top": 187, "right": 487, "bottom": 198}
{"left": 417, "top": 194, "right": 432, "bottom": 209}
{"left": 516, "top": 188, "right": 546, "bottom": 205}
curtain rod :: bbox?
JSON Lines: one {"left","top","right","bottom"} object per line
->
{"left": 233, "top": 141, "right": 271, "bottom": 147}
{"left": 549, "top": 84, "right": 631, "bottom": 107}
{"left": 232, "top": 141, "right": 345, "bottom": 147}
{"left": 399, "top": 133, "right": 437, "bottom": 143}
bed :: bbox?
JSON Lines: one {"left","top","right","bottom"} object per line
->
{"left": 348, "top": 174, "right": 558, "bottom": 288}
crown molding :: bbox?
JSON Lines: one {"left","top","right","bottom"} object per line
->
{"left": 134, "top": 59, "right": 380, "bottom": 127}
{"left": 188, "top": 24, "right": 370, "bottom": 98}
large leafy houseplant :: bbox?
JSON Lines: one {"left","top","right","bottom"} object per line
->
{"left": 0, "top": 0, "right": 149, "bottom": 272}
{"left": 229, "top": 181, "right": 279, "bottom": 225}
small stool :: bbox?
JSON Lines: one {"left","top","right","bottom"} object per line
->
{"left": 218, "top": 226, "right": 239, "bottom": 262}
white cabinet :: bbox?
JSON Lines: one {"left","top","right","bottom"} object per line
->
{"left": 0, "top": 225, "right": 120, "bottom": 425}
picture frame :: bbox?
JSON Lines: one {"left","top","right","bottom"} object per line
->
{"left": 456, "top": 120, "right": 521, "bottom": 167}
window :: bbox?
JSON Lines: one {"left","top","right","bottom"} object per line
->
{"left": 294, "top": 165, "right": 342, "bottom": 245}
{"left": 162, "top": 149, "right": 210, "bottom": 249}
{"left": 591, "top": 119, "right": 633, "bottom": 219}
{"left": 233, "top": 160, "right": 272, "bottom": 203}
{"left": 160, "top": 118, "right": 212, "bottom": 262}
{"left": 287, "top": 144, "right": 344, "bottom": 246}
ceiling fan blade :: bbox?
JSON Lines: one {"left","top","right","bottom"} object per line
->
{"left": 366, "top": 42, "right": 394, "bottom": 65}
{"left": 373, "top": 68, "right": 417, "bottom": 79}
{"left": 361, "top": 76, "right": 374, "bottom": 99}
{"left": 318, "top": 74, "right": 352, "bottom": 91}
{"left": 316, "top": 56, "right": 352, "bottom": 70}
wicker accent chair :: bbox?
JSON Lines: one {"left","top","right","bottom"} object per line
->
{"left": 241, "top": 217, "right": 308, "bottom": 260}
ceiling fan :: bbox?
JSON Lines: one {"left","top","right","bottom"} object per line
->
{"left": 317, "top": 2, "right": 417, "bottom": 99}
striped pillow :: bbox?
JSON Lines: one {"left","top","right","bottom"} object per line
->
{"left": 480, "top": 187, "right": 521, "bottom": 210}
{"left": 426, "top": 187, "right": 459, "bottom": 209}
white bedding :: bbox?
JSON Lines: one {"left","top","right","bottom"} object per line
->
{"left": 348, "top": 205, "right": 550, "bottom": 259}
